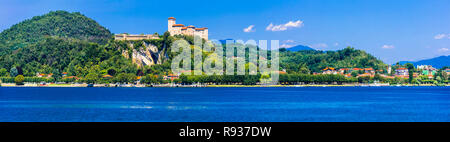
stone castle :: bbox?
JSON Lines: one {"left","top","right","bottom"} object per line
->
{"left": 168, "top": 17, "right": 208, "bottom": 40}
{"left": 114, "top": 33, "right": 160, "bottom": 41}
{"left": 114, "top": 17, "right": 208, "bottom": 41}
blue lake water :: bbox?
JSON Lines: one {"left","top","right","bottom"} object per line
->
{"left": 0, "top": 87, "right": 449, "bottom": 122}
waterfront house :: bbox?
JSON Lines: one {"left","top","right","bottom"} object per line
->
{"left": 36, "top": 73, "right": 53, "bottom": 78}
{"left": 164, "top": 74, "right": 179, "bottom": 81}
{"left": 364, "top": 68, "right": 375, "bottom": 74}
{"left": 358, "top": 73, "right": 374, "bottom": 78}
{"left": 395, "top": 68, "right": 409, "bottom": 76}
{"left": 417, "top": 65, "right": 437, "bottom": 75}
{"left": 338, "top": 68, "right": 350, "bottom": 74}
{"left": 322, "top": 67, "right": 337, "bottom": 74}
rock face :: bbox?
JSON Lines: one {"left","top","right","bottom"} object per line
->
{"left": 126, "top": 42, "right": 166, "bottom": 67}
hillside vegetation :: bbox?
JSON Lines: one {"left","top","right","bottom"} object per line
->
{"left": 280, "top": 47, "right": 387, "bottom": 73}
{"left": 0, "top": 10, "right": 390, "bottom": 85}
{"left": 0, "top": 11, "right": 111, "bottom": 51}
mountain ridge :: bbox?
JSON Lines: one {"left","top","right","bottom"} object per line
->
{"left": 397, "top": 55, "right": 450, "bottom": 68}
{"left": 284, "top": 45, "right": 315, "bottom": 51}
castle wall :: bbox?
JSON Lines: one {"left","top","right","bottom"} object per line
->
{"left": 168, "top": 17, "right": 208, "bottom": 40}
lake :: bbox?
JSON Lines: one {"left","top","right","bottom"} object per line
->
{"left": 0, "top": 87, "right": 449, "bottom": 122}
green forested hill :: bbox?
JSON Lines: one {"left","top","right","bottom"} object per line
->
{"left": 280, "top": 47, "right": 387, "bottom": 73}
{"left": 0, "top": 10, "right": 112, "bottom": 51}
{"left": 0, "top": 11, "right": 136, "bottom": 79}
{"left": 1, "top": 37, "right": 137, "bottom": 77}
{"left": 0, "top": 10, "right": 388, "bottom": 84}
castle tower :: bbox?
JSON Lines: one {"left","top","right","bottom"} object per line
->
{"left": 203, "top": 28, "right": 208, "bottom": 40}
{"left": 168, "top": 17, "right": 176, "bottom": 34}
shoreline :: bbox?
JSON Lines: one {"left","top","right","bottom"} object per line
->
{"left": 0, "top": 83, "right": 446, "bottom": 88}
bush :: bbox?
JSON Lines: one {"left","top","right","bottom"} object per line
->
{"left": 15, "top": 75, "right": 25, "bottom": 85}
{"left": 0, "top": 77, "right": 15, "bottom": 83}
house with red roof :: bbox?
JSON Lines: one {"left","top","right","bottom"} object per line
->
{"left": 322, "top": 67, "right": 337, "bottom": 74}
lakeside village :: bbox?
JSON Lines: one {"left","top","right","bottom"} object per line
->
{"left": 1, "top": 17, "right": 449, "bottom": 87}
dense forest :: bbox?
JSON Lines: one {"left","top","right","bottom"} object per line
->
{"left": 0, "top": 10, "right": 397, "bottom": 85}
{"left": 0, "top": 11, "right": 111, "bottom": 52}
{"left": 279, "top": 47, "right": 387, "bottom": 74}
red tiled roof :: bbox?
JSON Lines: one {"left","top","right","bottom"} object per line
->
{"left": 168, "top": 17, "right": 176, "bottom": 20}
{"left": 172, "top": 24, "right": 185, "bottom": 27}
{"left": 322, "top": 67, "right": 335, "bottom": 71}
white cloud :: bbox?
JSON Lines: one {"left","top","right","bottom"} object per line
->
{"left": 266, "top": 20, "right": 304, "bottom": 31}
{"left": 381, "top": 45, "right": 395, "bottom": 49}
{"left": 282, "top": 40, "right": 295, "bottom": 43}
{"left": 438, "top": 48, "right": 449, "bottom": 52}
{"left": 280, "top": 44, "right": 294, "bottom": 48}
{"left": 434, "top": 34, "right": 446, "bottom": 39}
{"left": 334, "top": 43, "right": 339, "bottom": 46}
{"left": 243, "top": 25, "right": 255, "bottom": 32}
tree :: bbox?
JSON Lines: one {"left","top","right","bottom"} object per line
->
{"left": 436, "top": 76, "right": 442, "bottom": 83}
{"left": 0, "top": 68, "right": 7, "bottom": 76}
{"left": 351, "top": 71, "right": 358, "bottom": 77}
{"left": 52, "top": 69, "right": 61, "bottom": 81}
{"left": 10, "top": 67, "right": 18, "bottom": 77}
{"left": 405, "top": 63, "right": 415, "bottom": 71}
{"left": 15, "top": 75, "right": 25, "bottom": 85}
{"left": 412, "top": 78, "right": 420, "bottom": 85}
{"left": 408, "top": 70, "right": 414, "bottom": 83}
{"left": 84, "top": 73, "right": 98, "bottom": 84}
{"left": 373, "top": 74, "right": 383, "bottom": 82}
{"left": 16, "top": 66, "right": 23, "bottom": 75}
{"left": 107, "top": 68, "right": 117, "bottom": 76}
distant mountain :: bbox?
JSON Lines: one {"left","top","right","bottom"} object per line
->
{"left": 396, "top": 55, "right": 450, "bottom": 69}
{"left": 396, "top": 61, "right": 415, "bottom": 65}
{"left": 285, "top": 45, "right": 315, "bottom": 51}
{"left": 0, "top": 10, "right": 112, "bottom": 50}
{"left": 414, "top": 55, "right": 450, "bottom": 68}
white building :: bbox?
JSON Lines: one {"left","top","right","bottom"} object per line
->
{"left": 395, "top": 68, "right": 409, "bottom": 76}
{"left": 416, "top": 65, "right": 437, "bottom": 71}
{"left": 168, "top": 17, "right": 208, "bottom": 40}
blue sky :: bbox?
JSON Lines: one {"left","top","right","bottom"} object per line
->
{"left": 1, "top": 0, "right": 450, "bottom": 64}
